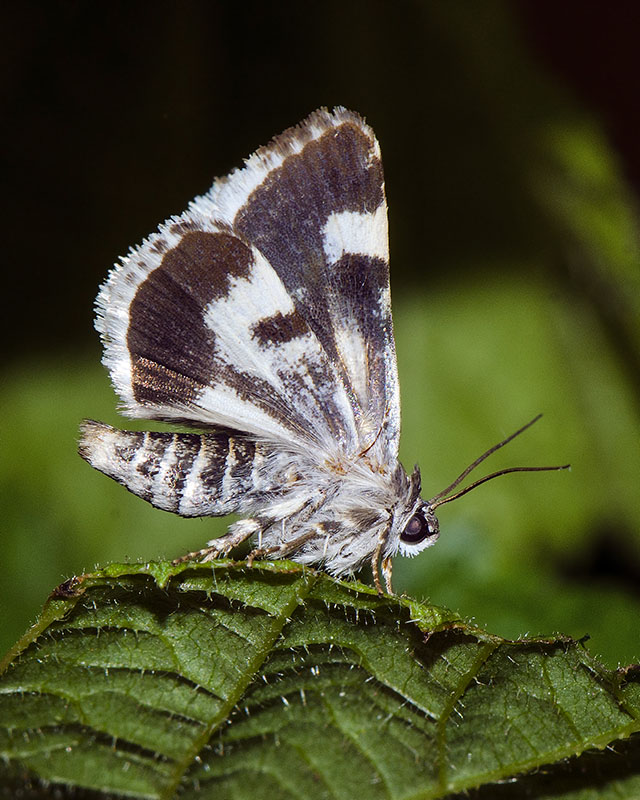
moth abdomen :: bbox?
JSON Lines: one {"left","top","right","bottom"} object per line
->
{"left": 78, "top": 420, "right": 266, "bottom": 517}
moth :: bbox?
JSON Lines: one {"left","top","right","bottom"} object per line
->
{"left": 79, "top": 108, "right": 567, "bottom": 593}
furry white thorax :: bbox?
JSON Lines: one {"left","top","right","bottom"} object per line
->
{"left": 212, "top": 444, "right": 433, "bottom": 577}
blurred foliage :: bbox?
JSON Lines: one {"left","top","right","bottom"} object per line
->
{"left": 2, "top": 2, "right": 639, "bottom": 672}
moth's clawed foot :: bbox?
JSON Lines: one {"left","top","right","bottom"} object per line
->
{"left": 171, "top": 545, "right": 228, "bottom": 566}
{"left": 200, "top": 546, "right": 234, "bottom": 563}
{"left": 172, "top": 523, "right": 261, "bottom": 567}
{"left": 246, "top": 545, "right": 279, "bottom": 567}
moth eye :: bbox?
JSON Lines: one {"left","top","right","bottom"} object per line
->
{"left": 400, "top": 510, "right": 435, "bottom": 544}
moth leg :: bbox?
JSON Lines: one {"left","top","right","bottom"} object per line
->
{"left": 246, "top": 492, "right": 328, "bottom": 566}
{"left": 382, "top": 556, "right": 394, "bottom": 595}
{"left": 372, "top": 521, "right": 394, "bottom": 595}
{"left": 371, "top": 538, "right": 385, "bottom": 595}
{"left": 247, "top": 529, "right": 316, "bottom": 565}
{"left": 172, "top": 520, "right": 260, "bottom": 565}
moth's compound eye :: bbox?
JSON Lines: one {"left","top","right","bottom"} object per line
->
{"left": 400, "top": 509, "right": 438, "bottom": 545}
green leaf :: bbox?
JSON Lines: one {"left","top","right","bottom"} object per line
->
{"left": 1, "top": 561, "right": 638, "bottom": 799}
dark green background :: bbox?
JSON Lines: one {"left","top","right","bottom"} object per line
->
{"left": 3, "top": 1, "right": 639, "bottom": 666}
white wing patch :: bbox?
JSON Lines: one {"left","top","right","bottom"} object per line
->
{"left": 333, "top": 323, "right": 371, "bottom": 431}
{"left": 321, "top": 206, "right": 389, "bottom": 265}
{"left": 193, "top": 384, "right": 298, "bottom": 442}
{"left": 201, "top": 252, "right": 296, "bottom": 376}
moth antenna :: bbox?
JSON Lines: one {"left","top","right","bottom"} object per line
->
{"left": 428, "top": 414, "right": 570, "bottom": 508}
{"left": 430, "top": 463, "right": 570, "bottom": 510}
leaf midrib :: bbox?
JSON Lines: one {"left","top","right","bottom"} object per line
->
{"left": 162, "top": 571, "right": 320, "bottom": 798}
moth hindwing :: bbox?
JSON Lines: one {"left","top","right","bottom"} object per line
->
{"left": 80, "top": 107, "right": 441, "bottom": 594}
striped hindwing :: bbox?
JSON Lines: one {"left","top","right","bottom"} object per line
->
{"left": 97, "top": 220, "right": 359, "bottom": 453}
{"left": 94, "top": 108, "right": 397, "bottom": 463}
{"left": 79, "top": 421, "right": 291, "bottom": 517}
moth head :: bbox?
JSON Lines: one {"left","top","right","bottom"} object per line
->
{"left": 390, "top": 465, "right": 439, "bottom": 557}
{"left": 397, "top": 502, "right": 440, "bottom": 557}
